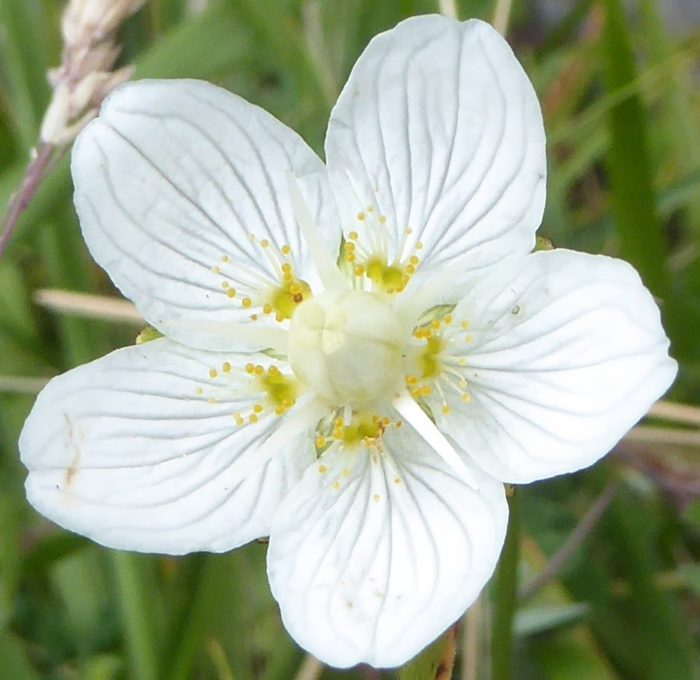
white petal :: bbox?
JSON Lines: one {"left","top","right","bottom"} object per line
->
{"left": 72, "top": 79, "right": 340, "bottom": 351}
{"left": 19, "top": 339, "right": 319, "bottom": 554}
{"left": 267, "top": 420, "right": 507, "bottom": 668}
{"left": 434, "top": 250, "right": 678, "bottom": 483}
{"left": 325, "top": 16, "right": 545, "bottom": 288}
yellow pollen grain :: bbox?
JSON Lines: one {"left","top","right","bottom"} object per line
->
{"left": 281, "top": 263, "right": 292, "bottom": 274}
{"left": 195, "top": 387, "right": 203, "bottom": 396}
{"left": 462, "top": 393, "right": 472, "bottom": 403}
{"left": 394, "top": 476, "right": 401, "bottom": 484}
{"left": 209, "top": 368, "right": 218, "bottom": 379}
{"left": 342, "top": 468, "right": 350, "bottom": 478}
{"left": 263, "top": 303, "right": 273, "bottom": 314}
{"left": 250, "top": 314, "right": 258, "bottom": 321}
{"left": 207, "top": 397, "right": 217, "bottom": 404}
{"left": 441, "top": 404, "right": 451, "bottom": 415}
{"left": 405, "top": 375, "right": 418, "bottom": 386}
{"left": 356, "top": 212, "right": 366, "bottom": 221}
{"left": 260, "top": 239, "right": 270, "bottom": 248}
{"left": 444, "top": 314, "right": 454, "bottom": 325}
{"left": 415, "top": 241, "right": 424, "bottom": 250}
{"left": 253, "top": 404, "right": 264, "bottom": 414}
{"left": 458, "top": 358, "right": 467, "bottom": 366}
{"left": 409, "top": 255, "right": 420, "bottom": 265}
{"left": 379, "top": 215, "right": 387, "bottom": 224}
{"left": 345, "top": 253, "right": 356, "bottom": 263}
{"left": 332, "top": 481, "right": 341, "bottom": 490}
{"left": 222, "top": 361, "right": 232, "bottom": 373}
{"left": 242, "top": 298, "right": 253, "bottom": 309}
{"left": 254, "top": 365, "right": 264, "bottom": 376}
{"left": 221, "top": 281, "right": 229, "bottom": 289}
{"left": 354, "top": 265, "right": 366, "bottom": 276}
{"left": 221, "top": 255, "right": 230, "bottom": 263}
{"left": 348, "top": 231, "right": 359, "bottom": 241}
{"left": 281, "top": 245, "right": 291, "bottom": 255}
{"left": 405, "top": 227, "right": 413, "bottom": 235}
{"left": 211, "top": 265, "right": 221, "bottom": 274}
{"left": 274, "top": 405, "right": 286, "bottom": 416}
{"left": 373, "top": 494, "right": 381, "bottom": 503}
{"left": 366, "top": 205, "right": 374, "bottom": 213}
{"left": 248, "top": 414, "right": 259, "bottom": 424}
{"left": 461, "top": 320, "right": 470, "bottom": 330}
{"left": 234, "top": 414, "right": 245, "bottom": 426}
{"left": 245, "top": 363, "right": 255, "bottom": 374}
{"left": 318, "top": 464, "right": 328, "bottom": 474}
{"left": 227, "top": 288, "right": 236, "bottom": 298}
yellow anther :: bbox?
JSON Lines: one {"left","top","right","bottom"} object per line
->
{"left": 415, "top": 241, "right": 423, "bottom": 250}
{"left": 211, "top": 265, "right": 221, "bottom": 274}
{"left": 234, "top": 414, "right": 245, "bottom": 426}
{"left": 268, "top": 365, "right": 280, "bottom": 376}
{"left": 441, "top": 404, "right": 451, "bottom": 415}
{"left": 444, "top": 314, "right": 454, "bottom": 325}
{"left": 281, "top": 263, "right": 292, "bottom": 273}
{"left": 227, "top": 288, "right": 237, "bottom": 298}
{"left": 462, "top": 393, "right": 472, "bottom": 403}
{"left": 195, "top": 387, "right": 203, "bottom": 396}
{"left": 356, "top": 212, "right": 366, "bottom": 221}
{"left": 332, "top": 481, "right": 341, "bottom": 490}
{"left": 354, "top": 265, "right": 366, "bottom": 276}
{"left": 254, "top": 365, "right": 264, "bottom": 376}
{"left": 222, "top": 361, "right": 232, "bottom": 373}
{"left": 260, "top": 239, "right": 270, "bottom": 248}
{"left": 209, "top": 368, "right": 218, "bottom": 379}
{"left": 221, "top": 255, "right": 230, "bottom": 263}
{"left": 245, "top": 363, "right": 255, "bottom": 374}
{"left": 221, "top": 281, "right": 229, "bottom": 289}
{"left": 281, "top": 244, "right": 291, "bottom": 255}
{"left": 379, "top": 215, "right": 387, "bottom": 224}
{"left": 348, "top": 231, "right": 359, "bottom": 241}
{"left": 316, "top": 435, "right": 327, "bottom": 449}
{"left": 249, "top": 414, "right": 259, "bottom": 424}
{"left": 263, "top": 303, "right": 273, "bottom": 314}
{"left": 366, "top": 205, "right": 374, "bottom": 213}
{"left": 345, "top": 253, "right": 356, "bottom": 263}
{"left": 253, "top": 404, "right": 264, "bottom": 414}
{"left": 409, "top": 255, "right": 420, "bottom": 266}
{"left": 318, "top": 464, "right": 328, "bottom": 474}
{"left": 342, "top": 468, "right": 350, "bottom": 478}
{"left": 405, "top": 375, "right": 418, "bottom": 386}
{"left": 242, "top": 298, "right": 253, "bottom": 309}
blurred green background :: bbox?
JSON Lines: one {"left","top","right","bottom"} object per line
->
{"left": 1, "top": 0, "right": 699, "bottom": 678}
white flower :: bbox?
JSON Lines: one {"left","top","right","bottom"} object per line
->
{"left": 20, "top": 16, "right": 676, "bottom": 669}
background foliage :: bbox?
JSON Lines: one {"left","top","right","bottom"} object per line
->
{"left": 0, "top": 0, "right": 699, "bottom": 678}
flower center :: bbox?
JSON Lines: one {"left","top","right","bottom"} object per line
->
{"left": 287, "top": 289, "right": 405, "bottom": 405}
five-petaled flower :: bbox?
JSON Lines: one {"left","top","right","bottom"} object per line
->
{"left": 20, "top": 15, "right": 676, "bottom": 669}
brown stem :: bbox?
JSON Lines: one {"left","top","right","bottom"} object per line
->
{"left": 0, "top": 141, "right": 55, "bottom": 257}
{"left": 518, "top": 481, "right": 619, "bottom": 601}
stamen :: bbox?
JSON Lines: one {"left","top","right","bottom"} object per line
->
{"left": 287, "top": 174, "right": 348, "bottom": 291}
{"left": 392, "top": 390, "right": 479, "bottom": 489}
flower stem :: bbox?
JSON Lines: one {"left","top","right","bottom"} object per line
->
{"left": 112, "top": 552, "right": 159, "bottom": 680}
{"left": 0, "top": 142, "right": 54, "bottom": 258}
{"left": 491, "top": 488, "right": 520, "bottom": 680}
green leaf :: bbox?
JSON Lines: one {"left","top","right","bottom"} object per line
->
{"left": 602, "top": 0, "right": 668, "bottom": 296}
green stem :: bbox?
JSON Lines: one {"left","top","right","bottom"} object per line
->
{"left": 112, "top": 552, "right": 160, "bottom": 680}
{"left": 491, "top": 489, "right": 521, "bottom": 680}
